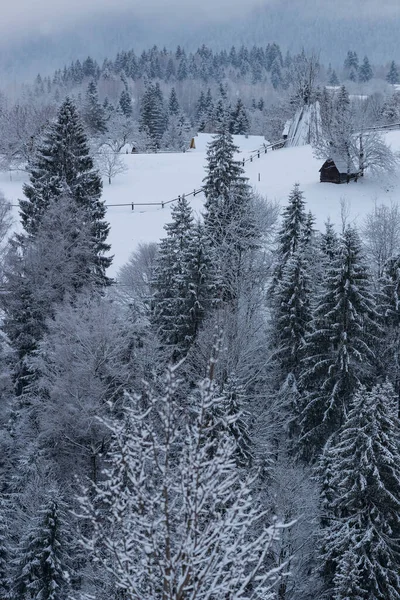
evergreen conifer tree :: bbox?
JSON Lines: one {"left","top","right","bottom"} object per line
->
{"left": 299, "top": 227, "right": 380, "bottom": 458}
{"left": 271, "top": 183, "right": 307, "bottom": 289}
{"left": 83, "top": 80, "right": 107, "bottom": 135}
{"left": 387, "top": 60, "right": 400, "bottom": 85}
{"left": 271, "top": 58, "right": 282, "bottom": 89}
{"left": 196, "top": 90, "right": 207, "bottom": 131}
{"left": 344, "top": 50, "right": 359, "bottom": 72}
{"left": 202, "top": 127, "right": 247, "bottom": 211}
{"left": 6, "top": 100, "right": 111, "bottom": 392}
{"left": 328, "top": 70, "right": 339, "bottom": 86}
{"left": 13, "top": 492, "right": 73, "bottom": 600}
{"left": 119, "top": 89, "right": 133, "bottom": 117}
{"left": 230, "top": 99, "right": 250, "bottom": 134}
{"left": 320, "top": 219, "right": 339, "bottom": 260}
{"left": 139, "top": 82, "right": 166, "bottom": 148}
{"left": 20, "top": 97, "right": 112, "bottom": 282}
{"left": 377, "top": 255, "right": 400, "bottom": 402}
{"left": 168, "top": 87, "right": 180, "bottom": 115}
{"left": 319, "top": 382, "right": 400, "bottom": 600}
{"left": 358, "top": 56, "right": 373, "bottom": 82}
{"left": 273, "top": 243, "right": 313, "bottom": 379}
{"left": 223, "top": 373, "right": 253, "bottom": 468}
{"left": 152, "top": 197, "right": 213, "bottom": 359}
{"left": 202, "top": 127, "right": 257, "bottom": 303}
{"left": 177, "top": 55, "right": 188, "bottom": 80}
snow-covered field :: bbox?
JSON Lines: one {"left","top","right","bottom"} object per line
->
{"left": 1, "top": 131, "right": 400, "bottom": 277}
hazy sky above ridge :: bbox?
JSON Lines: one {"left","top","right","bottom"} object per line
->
{"left": 2, "top": 0, "right": 400, "bottom": 42}
{"left": 1, "top": 0, "right": 262, "bottom": 39}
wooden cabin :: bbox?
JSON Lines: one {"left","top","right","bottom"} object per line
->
{"left": 319, "top": 157, "right": 358, "bottom": 184}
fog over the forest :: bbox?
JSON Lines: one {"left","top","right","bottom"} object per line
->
{"left": 0, "top": 0, "right": 262, "bottom": 40}
{"left": 2, "top": 0, "right": 400, "bottom": 81}
{"left": 2, "top": 0, "right": 400, "bottom": 41}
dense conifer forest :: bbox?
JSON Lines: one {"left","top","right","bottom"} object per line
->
{"left": 1, "top": 38, "right": 400, "bottom": 599}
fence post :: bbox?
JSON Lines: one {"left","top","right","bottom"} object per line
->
{"left": 161, "top": 201, "right": 164, "bottom": 209}
{"left": 257, "top": 151, "right": 260, "bottom": 158}
{"left": 258, "top": 173, "right": 260, "bottom": 182}
{"left": 131, "top": 203, "right": 134, "bottom": 211}
{"left": 243, "top": 158, "right": 245, "bottom": 166}
{"left": 194, "top": 189, "right": 196, "bottom": 197}
{"left": 250, "top": 156, "right": 253, "bottom": 162}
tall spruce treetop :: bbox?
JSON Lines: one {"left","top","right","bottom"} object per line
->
{"left": 271, "top": 184, "right": 307, "bottom": 290}
{"left": 20, "top": 97, "right": 112, "bottom": 283}
{"left": 299, "top": 226, "right": 380, "bottom": 458}
{"left": 202, "top": 126, "right": 247, "bottom": 203}
{"left": 277, "top": 184, "right": 307, "bottom": 264}
{"left": 13, "top": 492, "right": 74, "bottom": 600}
{"left": 152, "top": 196, "right": 213, "bottom": 359}
{"left": 83, "top": 80, "right": 107, "bottom": 135}
{"left": 202, "top": 125, "right": 251, "bottom": 258}
{"left": 320, "top": 219, "right": 339, "bottom": 261}
{"left": 319, "top": 382, "right": 400, "bottom": 600}
{"left": 168, "top": 87, "right": 180, "bottom": 116}
{"left": 358, "top": 56, "right": 373, "bottom": 82}
{"left": 387, "top": 61, "right": 400, "bottom": 85}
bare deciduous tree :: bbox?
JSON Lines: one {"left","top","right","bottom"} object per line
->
{"left": 96, "top": 144, "right": 128, "bottom": 184}
{"left": 362, "top": 201, "right": 400, "bottom": 280}
{"left": 78, "top": 360, "right": 289, "bottom": 600}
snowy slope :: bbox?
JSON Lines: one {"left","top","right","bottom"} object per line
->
{"left": 1, "top": 131, "right": 400, "bottom": 277}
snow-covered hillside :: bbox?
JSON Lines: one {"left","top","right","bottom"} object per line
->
{"left": 2, "top": 131, "right": 400, "bottom": 277}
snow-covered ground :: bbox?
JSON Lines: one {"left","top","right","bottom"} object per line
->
{"left": 1, "top": 131, "right": 400, "bottom": 277}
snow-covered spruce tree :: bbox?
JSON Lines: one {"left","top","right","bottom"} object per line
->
{"left": 377, "top": 255, "right": 400, "bottom": 401}
{"left": 78, "top": 362, "right": 285, "bottom": 600}
{"left": 82, "top": 80, "right": 107, "bottom": 136}
{"left": 320, "top": 218, "right": 339, "bottom": 261}
{"left": 270, "top": 184, "right": 307, "bottom": 290}
{"left": 13, "top": 490, "right": 74, "bottom": 600}
{"left": 221, "top": 372, "right": 253, "bottom": 468}
{"left": 161, "top": 113, "right": 190, "bottom": 152}
{"left": 20, "top": 97, "right": 111, "bottom": 283}
{"left": 268, "top": 203, "right": 317, "bottom": 448}
{"left": 230, "top": 99, "right": 250, "bottom": 134}
{"left": 202, "top": 124, "right": 247, "bottom": 211}
{"left": 119, "top": 88, "right": 133, "bottom": 117}
{"left": 202, "top": 126, "right": 259, "bottom": 303}
{"left": 358, "top": 55, "right": 373, "bottom": 83}
{"left": 139, "top": 82, "right": 166, "bottom": 149}
{"left": 319, "top": 382, "right": 400, "bottom": 600}
{"left": 387, "top": 60, "right": 400, "bottom": 85}
{"left": 272, "top": 233, "right": 314, "bottom": 382}
{"left": 298, "top": 226, "right": 380, "bottom": 460}
{"left": 2, "top": 195, "right": 110, "bottom": 394}
{"left": 168, "top": 87, "right": 180, "bottom": 116}
{"left": 152, "top": 197, "right": 214, "bottom": 360}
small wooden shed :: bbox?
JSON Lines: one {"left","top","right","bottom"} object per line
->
{"left": 319, "top": 157, "right": 358, "bottom": 184}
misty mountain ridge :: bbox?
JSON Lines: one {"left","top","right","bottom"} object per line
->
{"left": 1, "top": 2, "right": 400, "bottom": 83}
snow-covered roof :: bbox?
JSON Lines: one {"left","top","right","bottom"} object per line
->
{"left": 325, "top": 155, "right": 357, "bottom": 174}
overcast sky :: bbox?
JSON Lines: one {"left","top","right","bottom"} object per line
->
{"left": 2, "top": 0, "right": 400, "bottom": 41}
{"left": 1, "top": 0, "right": 262, "bottom": 39}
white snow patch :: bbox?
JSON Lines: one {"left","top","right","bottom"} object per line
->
{"left": 1, "top": 131, "right": 400, "bottom": 278}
